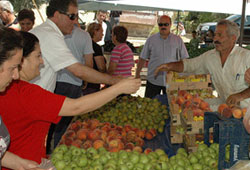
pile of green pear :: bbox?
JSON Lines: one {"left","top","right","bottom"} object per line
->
{"left": 50, "top": 144, "right": 169, "bottom": 170}
{"left": 76, "top": 96, "right": 169, "bottom": 133}
{"left": 168, "top": 143, "right": 220, "bottom": 170}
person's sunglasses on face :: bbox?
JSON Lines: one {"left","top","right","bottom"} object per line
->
{"left": 158, "top": 23, "right": 170, "bottom": 27}
{"left": 58, "top": 10, "right": 78, "bottom": 20}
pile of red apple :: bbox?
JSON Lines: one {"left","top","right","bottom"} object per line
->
{"left": 217, "top": 103, "right": 247, "bottom": 119}
{"left": 171, "top": 90, "right": 211, "bottom": 120}
{"left": 60, "top": 119, "right": 157, "bottom": 153}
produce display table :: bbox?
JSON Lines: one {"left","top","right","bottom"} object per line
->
{"left": 142, "top": 94, "right": 182, "bottom": 157}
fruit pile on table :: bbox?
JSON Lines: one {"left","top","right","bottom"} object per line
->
{"left": 50, "top": 143, "right": 221, "bottom": 170}
{"left": 49, "top": 90, "right": 248, "bottom": 170}
{"left": 75, "top": 96, "right": 169, "bottom": 134}
{"left": 51, "top": 144, "right": 168, "bottom": 170}
{"left": 60, "top": 119, "right": 156, "bottom": 153}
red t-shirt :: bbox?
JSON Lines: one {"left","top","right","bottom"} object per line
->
{"left": 0, "top": 80, "right": 65, "bottom": 166}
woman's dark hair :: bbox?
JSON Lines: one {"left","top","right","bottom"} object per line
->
{"left": 113, "top": 26, "right": 128, "bottom": 43}
{"left": 17, "top": 9, "right": 35, "bottom": 23}
{"left": 46, "top": 0, "right": 77, "bottom": 18}
{"left": 19, "top": 31, "right": 39, "bottom": 58}
{"left": 0, "top": 27, "right": 23, "bottom": 66}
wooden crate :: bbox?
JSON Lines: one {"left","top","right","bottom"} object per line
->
{"left": 167, "top": 87, "right": 215, "bottom": 99}
{"left": 184, "top": 120, "right": 204, "bottom": 134}
{"left": 183, "top": 134, "right": 204, "bottom": 153}
{"left": 170, "top": 125, "right": 183, "bottom": 144}
{"left": 184, "top": 133, "right": 213, "bottom": 153}
{"left": 166, "top": 72, "right": 211, "bottom": 91}
{"left": 180, "top": 108, "right": 214, "bottom": 134}
{"left": 181, "top": 109, "right": 204, "bottom": 134}
{"left": 168, "top": 96, "right": 182, "bottom": 126}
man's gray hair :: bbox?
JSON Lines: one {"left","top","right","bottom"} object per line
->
{"left": 217, "top": 20, "right": 240, "bottom": 40}
{"left": 0, "top": 1, "right": 13, "bottom": 13}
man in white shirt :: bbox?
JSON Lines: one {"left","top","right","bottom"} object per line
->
{"left": 30, "top": 0, "right": 118, "bottom": 93}
{"left": 95, "top": 10, "right": 108, "bottom": 46}
{"left": 30, "top": 0, "right": 121, "bottom": 153}
{"left": 155, "top": 19, "right": 250, "bottom": 108}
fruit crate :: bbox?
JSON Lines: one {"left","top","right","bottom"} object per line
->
{"left": 183, "top": 134, "right": 204, "bottom": 153}
{"left": 166, "top": 72, "right": 211, "bottom": 91}
{"left": 181, "top": 109, "right": 204, "bottom": 134}
{"left": 204, "top": 113, "right": 250, "bottom": 170}
{"left": 167, "top": 87, "right": 215, "bottom": 99}
{"left": 170, "top": 125, "right": 183, "bottom": 144}
{"left": 218, "top": 119, "right": 250, "bottom": 170}
{"left": 168, "top": 96, "right": 182, "bottom": 126}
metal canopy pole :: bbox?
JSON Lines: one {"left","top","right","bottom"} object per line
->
{"left": 239, "top": 0, "right": 247, "bottom": 46}
{"left": 176, "top": 10, "right": 180, "bottom": 35}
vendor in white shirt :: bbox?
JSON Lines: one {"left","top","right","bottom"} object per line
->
{"left": 155, "top": 19, "right": 250, "bottom": 108}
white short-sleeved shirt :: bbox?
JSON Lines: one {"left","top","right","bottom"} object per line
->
{"left": 140, "top": 33, "right": 189, "bottom": 86}
{"left": 30, "top": 19, "right": 78, "bottom": 92}
{"left": 183, "top": 46, "right": 250, "bottom": 108}
{"left": 94, "top": 19, "right": 107, "bottom": 46}
{"left": 57, "top": 26, "right": 94, "bottom": 86}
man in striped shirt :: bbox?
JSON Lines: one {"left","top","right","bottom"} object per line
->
{"left": 108, "top": 26, "right": 134, "bottom": 77}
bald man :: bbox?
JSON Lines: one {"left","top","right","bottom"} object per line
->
{"left": 136, "top": 15, "right": 189, "bottom": 98}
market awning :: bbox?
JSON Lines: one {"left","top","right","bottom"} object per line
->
{"left": 78, "top": 0, "right": 250, "bottom": 15}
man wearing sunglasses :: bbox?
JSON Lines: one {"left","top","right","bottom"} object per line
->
{"left": 136, "top": 15, "right": 189, "bottom": 98}
{"left": 30, "top": 0, "right": 122, "bottom": 93}
{"left": 30, "top": 0, "right": 131, "bottom": 152}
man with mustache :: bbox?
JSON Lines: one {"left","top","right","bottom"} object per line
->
{"left": 136, "top": 15, "right": 189, "bottom": 98}
{"left": 155, "top": 20, "right": 250, "bottom": 108}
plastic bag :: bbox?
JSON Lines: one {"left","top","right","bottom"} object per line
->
{"left": 37, "top": 158, "right": 56, "bottom": 170}
{"left": 229, "top": 160, "right": 250, "bottom": 170}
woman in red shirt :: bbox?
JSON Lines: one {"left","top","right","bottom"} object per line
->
{"left": 0, "top": 28, "right": 44, "bottom": 170}
{"left": 0, "top": 31, "right": 141, "bottom": 168}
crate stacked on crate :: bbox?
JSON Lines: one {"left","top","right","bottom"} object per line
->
{"left": 166, "top": 72, "right": 214, "bottom": 145}
{"left": 168, "top": 89, "right": 216, "bottom": 150}
{"left": 166, "top": 71, "right": 211, "bottom": 91}
{"left": 168, "top": 95, "right": 183, "bottom": 144}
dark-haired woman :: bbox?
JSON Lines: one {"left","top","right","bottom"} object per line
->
{"left": 0, "top": 31, "right": 140, "bottom": 166}
{"left": 107, "top": 26, "right": 134, "bottom": 77}
{"left": 0, "top": 28, "right": 43, "bottom": 170}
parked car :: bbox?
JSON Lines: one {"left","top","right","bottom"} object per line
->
{"left": 196, "top": 22, "right": 216, "bottom": 38}
{"left": 196, "top": 15, "right": 250, "bottom": 44}
{"left": 226, "top": 15, "right": 250, "bottom": 43}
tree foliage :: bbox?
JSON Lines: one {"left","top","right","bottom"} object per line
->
{"left": 184, "top": 12, "right": 230, "bottom": 32}
{"left": 9, "top": 0, "right": 49, "bottom": 13}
